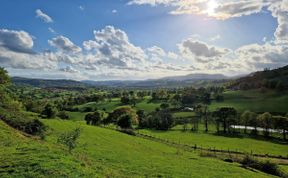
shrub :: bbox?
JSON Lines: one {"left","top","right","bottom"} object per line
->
{"left": 0, "top": 108, "right": 45, "bottom": 136}
{"left": 241, "top": 155, "right": 284, "bottom": 177}
{"left": 57, "top": 111, "right": 70, "bottom": 120}
{"left": 41, "top": 104, "right": 57, "bottom": 118}
{"left": 117, "top": 114, "right": 132, "bottom": 129}
{"left": 57, "top": 128, "right": 81, "bottom": 153}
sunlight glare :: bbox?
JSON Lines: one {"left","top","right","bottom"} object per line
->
{"left": 207, "top": 0, "right": 218, "bottom": 15}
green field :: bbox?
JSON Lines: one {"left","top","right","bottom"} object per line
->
{"left": 209, "top": 90, "right": 288, "bottom": 112}
{"left": 75, "top": 98, "right": 161, "bottom": 113}
{"left": 0, "top": 120, "right": 98, "bottom": 177}
{"left": 14, "top": 120, "right": 271, "bottom": 178}
{"left": 139, "top": 129, "right": 288, "bottom": 156}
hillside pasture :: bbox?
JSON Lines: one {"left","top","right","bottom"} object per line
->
{"left": 209, "top": 90, "right": 288, "bottom": 113}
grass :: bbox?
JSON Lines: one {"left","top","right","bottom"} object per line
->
{"left": 139, "top": 129, "right": 288, "bottom": 157}
{"left": 66, "top": 111, "right": 87, "bottom": 121}
{"left": 173, "top": 112, "right": 196, "bottom": 118}
{"left": 41, "top": 119, "right": 275, "bottom": 177}
{"left": 75, "top": 99, "right": 121, "bottom": 112}
{"left": 0, "top": 120, "right": 100, "bottom": 177}
{"left": 135, "top": 99, "right": 161, "bottom": 112}
{"left": 75, "top": 98, "right": 161, "bottom": 113}
{"left": 209, "top": 90, "right": 288, "bottom": 113}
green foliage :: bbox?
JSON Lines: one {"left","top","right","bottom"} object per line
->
{"left": 273, "top": 116, "right": 288, "bottom": 140}
{"left": 57, "top": 128, "right": 81, "bottom": 153}
{"left": 241, "top": 110, "right": 258, "bottom": 134}
{"left": 257, "top": 112, "right": 272, "bottom": 137}
{"left": 57, "top": 111, "right": 70, "bottom": 120}
{"left": 229, "top": 65, "right": 288, "bottom": 90}
{"left": 0, "top": 107, "right": 45, "bottom": 136}
{"left": 106, "top": 106, "right": 138, "bottom": 125}
{"left": 117, "top": 114, "right": 132, "bottom": 129}
{"left": 213, "top": 107, "right": 237, "bottom": 133}
{"left": 0, "top": 67, "right": 10, "bottom": 86}
{"left": 84, "top": 110, "right": 104, "bottom": 125}
{"left": 160, "top": 103, "right": 170, "bottom": 109}
{"left": 42, "top": 104, "right": 57, "bottom": 118}
{"left": 241, "top": 155, "right": 284, "bottom": 177}
{"left": 150, "top": 109, "right": 174, "bottom": 130}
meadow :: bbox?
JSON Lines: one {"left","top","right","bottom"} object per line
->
{"left": 209, "top": 90, "right": 288, "bottom": 113}
{"left": 41, "top": 119, "right": 275, "bottom": 177}
{"left": 139, "top": 128, "right": 288, "bottom": 156}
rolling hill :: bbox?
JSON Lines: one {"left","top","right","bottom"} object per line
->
{"left": 229, "top": 65, "right": 288, "bottom": 90}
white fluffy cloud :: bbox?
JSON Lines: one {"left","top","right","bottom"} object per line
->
{"left": 48, "top": 36, "right": 82, "bottom": 53}
{"left": 0, "top": 29, "right": 34, "bottom": 53}
{"left": 83, "top": 26, "right": 147, "bottom": 69}
{"left": 35, "top": 9, "right": 53, "bottom": 23}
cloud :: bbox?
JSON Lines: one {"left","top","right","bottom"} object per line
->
{"left": 0, "top": 29, "right": 34, "bottom": 53}
{"left": 268, "top": 1, "right": 288, "bottom": 42}
{"left": 82, "top": 26, "right": 147, "bottom": 69}
{"left": 210, "top": 34, "right": 221, "bottom": 41}
{"left": 48, "top": 27, "right": 56, "bottom": 34}
{"left": 79, "top": 6, "right": 85, "bottom": 11}
{"left": 2, "top": 19, "right": 288, "bottom": 80}
{"left": 48, "top": 36, "right": 82, "bottom": 53}
{"left": 59, "top": 66, "right": 79, "bottom": 73}
{"left": 35, "top": 9, "right": 53, "bottom": 23}
{"left": 112, "top": 9, "right": 118, "bottom": 13}
{"left": 128, "top": 0, "right": 270, "bottom": 20}
{"left": 178, "top": 38, "right": 229, "bottom": 59}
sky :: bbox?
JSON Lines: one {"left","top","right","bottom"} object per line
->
{"left": 0, "top": 0, "right": 287, "bottom": 80}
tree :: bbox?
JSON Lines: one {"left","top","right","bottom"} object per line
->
{"left": 57, "top": 128, "right": 81, "bottom": 153}
{"left": 258, "top": 112, "right": 272, "bottom": 137}
{"left": 137, "top": 110, "right": 146, "bottom": 128}
{"left": 241, "top": 110, "right": 252, "bottom": 134}
{"left": 106, "top": 106, "right": 138, "bottom": 125}
{"left": 42, "top": 104, "right": 57, "bottom": 118}
{"left": 117, "top": 114, "right": 132, "bottom": 129}
{"left": 213, "top": 107, "right": 237, "bottom": 133}
{"left": 57, "top": 111, "right": 70, "bottom": 120}
{"left": 151, "top": 109, "right": 174, "bottom": 130}
{"left": 160, "top": 103, "right": 170, "bottom": 110}
{"left": 0, "top": 67, "right": 10, "bottom": 86}
{"left": 84, "top": 110, "right": 104, "bottom": 125}
{"left": 0, "top": 67, "right": 10, "bottom": 104}
{"left": 120, "top": 96, "right": 130, "bottom": 105}
{"left": 248, "top": 112, "right": 259, "bottom": 135}
{"left": 273, "top": 116, "right": 288, "bottom": 140}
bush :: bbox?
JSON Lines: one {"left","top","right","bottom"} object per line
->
{"left": 117, "top": 114, "right": 132, "bottom": 129}
{"left": 57, "top": 128, "right": 81, "bottom": 153}
{"left": 57, "top": 111, "right": 70, "bottom": 120}
{"left": 41, "top": 104, "right": 57, "bottom": 118}
{"left": 0, "top": 108, "right": 45, "bottom": 136}
{"left": 241, "top": 155, "right": 284, "bottom": 177}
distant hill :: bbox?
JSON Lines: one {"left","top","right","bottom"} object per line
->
{"left": 83, "top": 73, "right": 229, "bottom": 88}
{"left": 228, "top": 65, "right": 288, "bottom": 90}
{"left": 12, "top": 77, "right": 88, "bottom": 88}
{"left": 160, "top": 73, "right": 228, "bottom": 81}
{"left": 12, "top": 73, "right": 230, "bottom": 88}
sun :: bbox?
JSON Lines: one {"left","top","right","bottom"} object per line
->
{"left": 207, "top": 0, "right": 218, "bottom": 15}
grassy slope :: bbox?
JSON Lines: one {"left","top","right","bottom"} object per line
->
{"left": 139, "top": 129, "right": 288, "bottom": 156}
{"left": 0, "top": 120, "right": 100, "bottom": 178}
{"left": 42, "top": 119, "right": 274, "bottom": 178}
{"left": 209, "top": 90, "right": 288, "bottom": 112}
{"left": 75, "top": 98, "right": 161, "bottom": 113}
